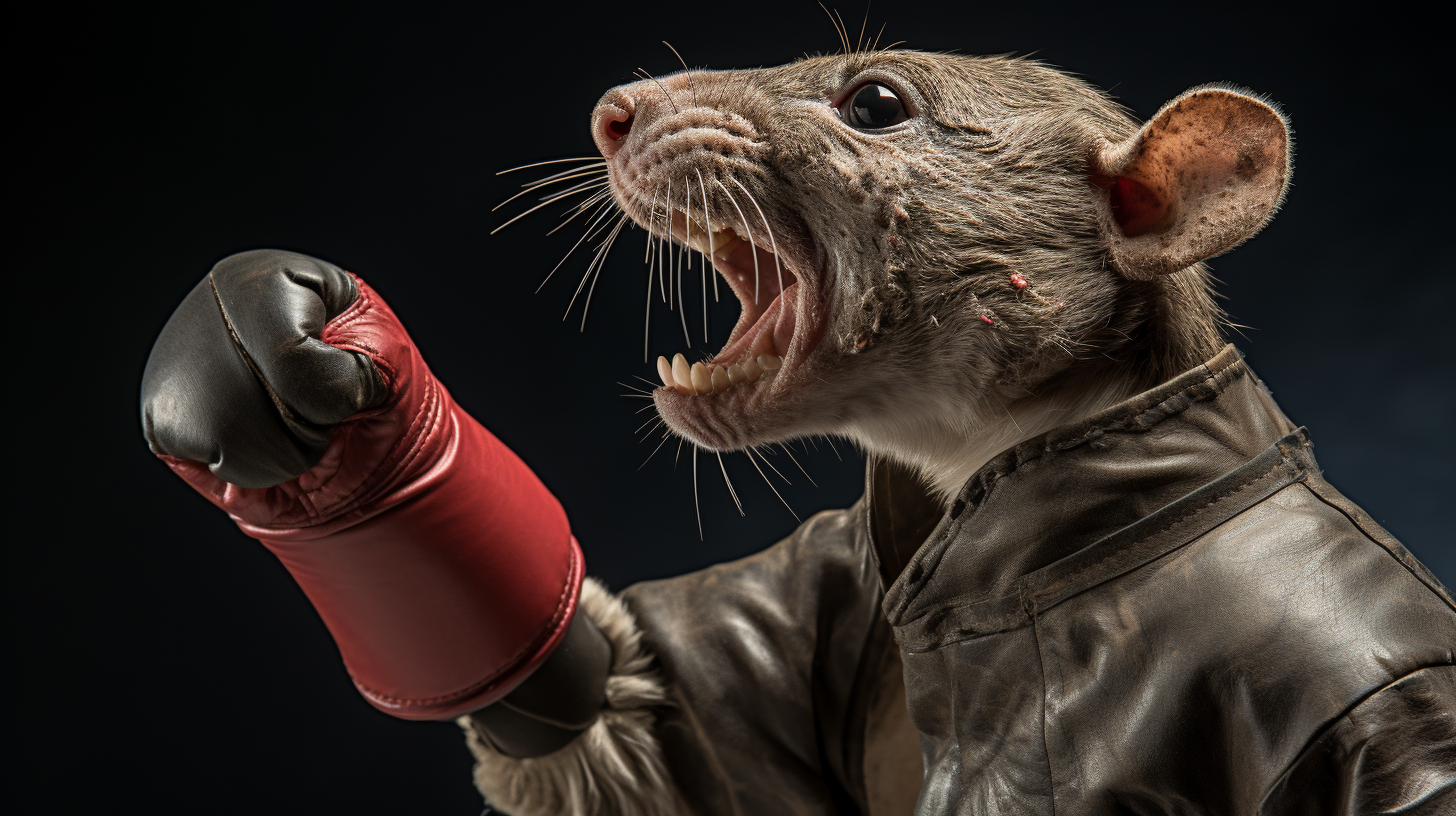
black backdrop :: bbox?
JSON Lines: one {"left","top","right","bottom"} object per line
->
{"left": 14, "top": 2, "right": 1452, "bottom": 813}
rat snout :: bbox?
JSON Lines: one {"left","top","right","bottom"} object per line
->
{"left": 591, "top": 90, "right": 636, "bottom": 160}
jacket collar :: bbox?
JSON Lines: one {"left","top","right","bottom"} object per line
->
{"left": 865, "top": 345, "right": 1303, "bottom": 634}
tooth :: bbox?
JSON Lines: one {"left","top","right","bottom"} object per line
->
{"left": 657, "top": 356, "right": 674, "bottom": 389}
{"left": 743, "top": 358, "right": 764, "bottom": 381}
{"left": 727, "top": 364, "right": 747, "bottom": 385}
{"left": 691, "top": 362, "right": 712, "bottom": 393}
{"left": 758, "top": 354, "right": 783, "bottom": 372}
{"left": 749, "top": 330, "right": 776, "bottom": 358}
{"left": 687, "top": 231, "right": 713, "bottom": 254}
{"left": 711, "top": 366, "right": 730, "bottom": 392}
{"left": 672, "top": 353, "right": 695, "bottom": 394}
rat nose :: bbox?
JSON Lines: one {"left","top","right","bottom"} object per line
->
{"left": 592, "top": 94, "right": 635, "bottom": 159}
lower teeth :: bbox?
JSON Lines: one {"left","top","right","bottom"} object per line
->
{"left": 657, "top": 352, "right": 782, "bottom": 396}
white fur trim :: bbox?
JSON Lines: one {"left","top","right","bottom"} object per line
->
{"left": 460, "top": 578, "right": 682, "bottom": 816}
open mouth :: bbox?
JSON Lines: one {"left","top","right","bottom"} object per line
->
{"left": 648, "top": 206, "right": 820, "bottom": 399}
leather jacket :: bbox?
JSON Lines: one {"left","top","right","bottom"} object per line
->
{"left": 614, "top": 345, "right": 1455, "bottom": 815}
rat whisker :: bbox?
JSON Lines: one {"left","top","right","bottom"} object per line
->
{"left": 856, "top": 0, "right": 872, "bottom": 55}
{"left": 834, "top": 7, "right": 852, "bottom": 55}
{"left": 780, "top": 443, "right": 819, "bottom": 487}
{"left": 716, "top": 452, "right": 744, "bottom": 516}
{"left": 818, "top": 2, "right": 851, "bottom": 55}
{"left": 654, "top": 185, "right": 670, "bottom": 303}
{"left": 493, "top": 169, "right": 608, "bottom": 211}
{"left": 644, "top": 187, "right": 660, "bottom": 264}
{"left": 496, "top": 156, "right": 603, "bottom": 175}
{"left": 716, "top": 179, "right": 761, "bottom": 304}
{"left": 643, "top": 246, "right": 655, "bottom": 361}
{"left": 636, "top": 68, "right": 679, "bottom": 114}
{"left": 684, "top": 176, "right": 707, "bottom": 344}
{"left": 639, "top": 430, "right": 672, "bottom": 471}
{"left": 638, "top": 420, "right": 665, "bottom": 445}
{"left": 636, "top": 413, "right": 663, "bottom": 432}
{"left": 535, "top": 196, "right": 618, "bottom": 293}
{"left": 732, "top": 177, "right": 784, "bottom": 296}
{"left": 521, "top": 162, "right": 607, "bottom": 187}
{"left": 642, "top": 187, "right": 661, "bottom": 360}
{"left": 673, "top": 181, "right": 691, "bottom": 346}
{"left": 746, "top": 448, "right": 800, "bottom": 522}
{"left": 696, "top": 169, "right": 719, "bottom": 303}
{"left": 751, "top": 445, "right": 793, "bottom": 485}
{"left": 662, "top": 41, "right": 698, "bottom": 108}
{"left": 503, "top": 177, "right": 607, "bottom": 215}
{"left": 539, "top": 177, "right": 610, "bottom": 201}
{"left": 493, "top": 184, "right": 610, "bottom": 235}
{"left": 692, "top": 446, "right": 703, "bottom": 540}
{"left": 543, "top": 186, "right": 614, "bottom": 237}
{"left": 666, "top": 177, "right": 675, "bottom": 313}
{"left": 495, "top": 173, "right": 606, "bottom": 211}
{"left": 575, "top": 213, "right": 631, "bottom": 330}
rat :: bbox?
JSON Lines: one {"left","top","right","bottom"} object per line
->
{"left": 138, "top": 34, "right": 1453, "bottom": 815}
{"left": 570, "top": 47, "right": 1291, "bottom": 505}
{"left": 456, "top": 46, "right": 1448, "bottom": 815}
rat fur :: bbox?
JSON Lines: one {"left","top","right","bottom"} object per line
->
{"left": 589, "top": 49, "right": 1291, "bottom": 504}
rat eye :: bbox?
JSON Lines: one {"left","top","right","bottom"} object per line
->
{"left": 842, "top": 83, "right": 909, "bottom": 130}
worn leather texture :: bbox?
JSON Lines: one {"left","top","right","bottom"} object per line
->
{"left": 142, "top": 249, "right": 383, "bottom": 487}
{"left": 617, "top": 346, "right": 1455, "bottom": 815}
{"left": 143, "top": 250, "right": 589, "bottom": 720}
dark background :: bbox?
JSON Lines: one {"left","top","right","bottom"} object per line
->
{"left": 13, "top": 2, "right": 1451, "bottom": 813}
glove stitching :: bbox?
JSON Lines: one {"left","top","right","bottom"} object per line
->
{"left": 209, "top": 272, "right": 307, "bottom": 436}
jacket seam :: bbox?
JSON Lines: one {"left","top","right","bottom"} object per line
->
{"left": 1026, "top": 597, "right": 1058, "bottom": 816}
{"left": 1256, "top": 662, "right": 1456, "bottom": 813}
{"left": 1297, "top": 480, "right": 1456, "bottom": 614}
{"left": 1024, "top": 449, "right": 1291, "bottom": 613}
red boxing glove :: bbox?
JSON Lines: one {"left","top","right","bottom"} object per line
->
{"left": 146, "top": 252, "right": 582, "bottom": 720}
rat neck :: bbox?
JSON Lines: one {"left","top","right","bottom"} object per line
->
{"left": 852, "top": 363, "right": 1148, "bottom": 508}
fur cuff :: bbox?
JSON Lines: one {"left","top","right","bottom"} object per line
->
{"left": 461, "top": 578, "right": 681, "bottom": 816}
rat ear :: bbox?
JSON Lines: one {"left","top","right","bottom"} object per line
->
{"left": 1092, "top": 85, "right": 1292, "bottom": 280}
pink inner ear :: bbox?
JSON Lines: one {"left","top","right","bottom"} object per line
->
{"left": 1107, "top": 175, "right": 1167, "bottom": 237}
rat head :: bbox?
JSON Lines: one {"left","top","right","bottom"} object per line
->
{"left": 591, "top": 51, "right": 1291, "bottom": 496}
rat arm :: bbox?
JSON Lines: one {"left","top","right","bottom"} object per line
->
{"left": 141, "top": 249, "right": 609, "bottom": 747}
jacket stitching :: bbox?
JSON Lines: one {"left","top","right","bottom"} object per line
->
{"left": 888, "top": 355, "right": 1248, "bottom": 620}
{"left": 1024, "top": 451, "right": 1292, "bottom": 610}
{"left": 900, "top": 443, "right": 1301, "bottom": 652}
